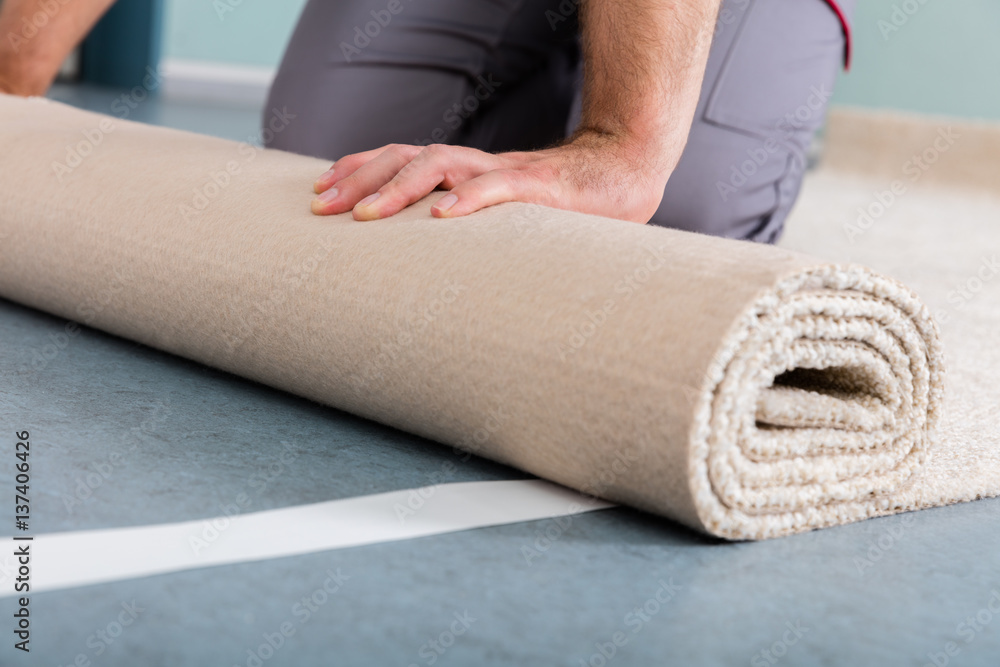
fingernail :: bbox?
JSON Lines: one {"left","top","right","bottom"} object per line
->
{"left": 357, "top": 192, "right": 381, "bottom": 207}
{"left": 316, "top": 187, "right": 339, "bottom": 204}
{"left": 434, "top": 193, "right": 458, "bottom": 212}
{"left": 313, "top": 169, "right": 336, "bottom": 194}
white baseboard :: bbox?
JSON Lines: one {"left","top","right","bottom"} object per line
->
{"left": 159, "top": 59, "right": 276, "bottom": 107}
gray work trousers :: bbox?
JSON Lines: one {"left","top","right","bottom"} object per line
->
{"left": 265, "top": 0, "right": 854, "bottom": 243}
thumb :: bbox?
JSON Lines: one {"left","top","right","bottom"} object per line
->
{"left": 431, "top": 169, "right": 530, "bottom": 218}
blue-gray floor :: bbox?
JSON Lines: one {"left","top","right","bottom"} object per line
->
{"left": 47, "top": 82, "right": 264, "bottom": 145}
{"left": 0, "top": 85, "right": 998, "bottom": 666}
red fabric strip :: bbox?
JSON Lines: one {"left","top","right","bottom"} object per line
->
{"left": 824, "top": 0, "right": 853, "bottom": 70}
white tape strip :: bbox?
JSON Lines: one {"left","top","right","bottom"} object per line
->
{"left": 1, "top": 480, "right": 612, "bottom": 597}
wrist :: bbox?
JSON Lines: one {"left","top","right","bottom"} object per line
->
{"left": 568, "top": 123, "right": 685, "bottom": 185}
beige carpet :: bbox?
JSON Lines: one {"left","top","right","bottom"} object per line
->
{"left": 0, "top": 96, "right": 995, "bottom": 540}
{"left": 781, "top": 107, "right": 1000, "bottom": 533}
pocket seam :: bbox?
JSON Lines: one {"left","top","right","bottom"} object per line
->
{"left": 702, "top": 0, "right": 763, "bottom": 137}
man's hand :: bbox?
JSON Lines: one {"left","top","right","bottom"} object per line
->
{"left": 310, "top": 130, "right": 668, "bottom": 223}
{"left": 310, "top": 0, "right": 719, "bottom": 224}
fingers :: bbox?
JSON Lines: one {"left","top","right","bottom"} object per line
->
{"left": 431, "top": 168, "right": 544, "bottom": 218}
{"left": 353, "top": 145, "right": 501, "bottom": 221}
{"left": 309, "top": 144, "right": 537, "bottom": 220}
{"left": 312, "top": 146, "right": 389, "bottom": 194}
{"left": 310, "top": 144, "right": 421, "bottom": 216}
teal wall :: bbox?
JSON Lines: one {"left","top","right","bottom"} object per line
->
{"left": 159, "top": 0, "right": 1000, "bottom": 121}
{"left": 162, "top": 0, "right": 307, "bottom": 68}
{"left": 833, "top": 0, "right": 1000, "bottom": 121}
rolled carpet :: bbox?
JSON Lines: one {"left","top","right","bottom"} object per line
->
{"left": 0, "top": 95, "right": 965, "bottom": 540}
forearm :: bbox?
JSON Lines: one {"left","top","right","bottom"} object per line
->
{"left": 572, "top": 0, "right": 721, "bottom": 180}
{"left": 0, "top": 0, "right": 117, "bottom": 96}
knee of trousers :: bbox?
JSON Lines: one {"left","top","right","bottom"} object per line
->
{"left": 648, "top": 132, "right": 809, "bottom": 244}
